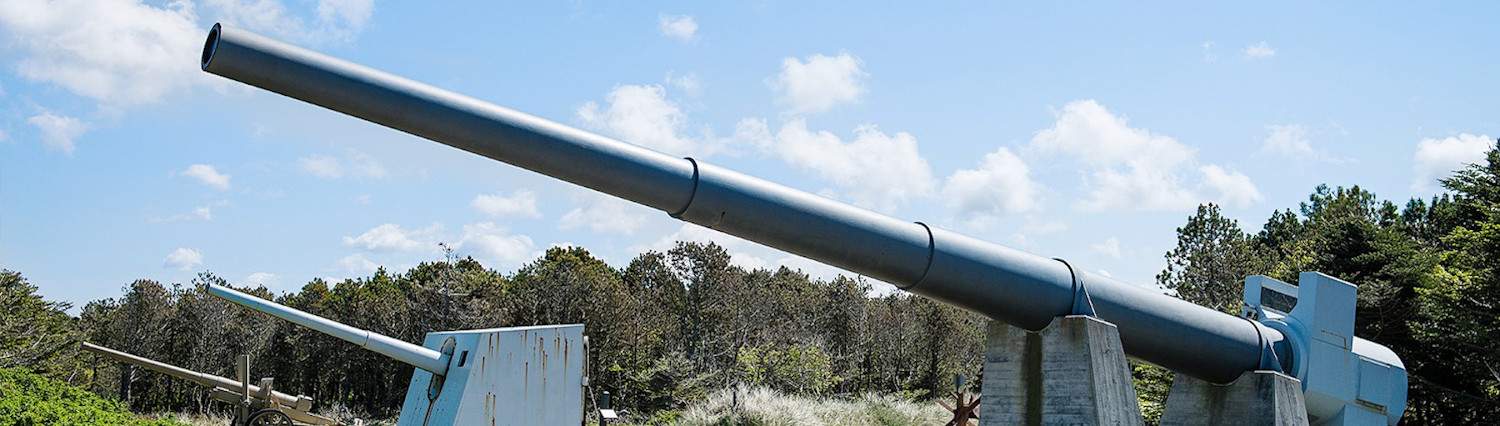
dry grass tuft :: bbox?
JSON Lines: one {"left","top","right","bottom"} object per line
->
{"left": 640, "top": 386, "right": 951, "bottom": 426}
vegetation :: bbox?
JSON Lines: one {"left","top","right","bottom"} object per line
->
{"left": 0, "top": 367, "right": 186, "bottom": 426}
{"left": 8, "top": 243, "right": 983, "bottom": 420}
{"left": 3, "top": 148, "right": 1498, "bottom": 423}
{"left": 1153, "top": 147, "right": 1500, "bottom": 422}
{"left": 653, "top": 386, "right": 949, "bottom": 425}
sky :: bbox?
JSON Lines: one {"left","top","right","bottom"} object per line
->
{"left": 1, "top": 1, "right": 1496, "bottom": 313}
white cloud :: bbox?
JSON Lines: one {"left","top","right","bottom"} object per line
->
{"left": 472, "top": 190, "right": 541, "bottom": 219}
{"left": 182, "top": 164, "right": 231, "bottom": 190}
{"left": 456, "top": 222, "right": 536, "bottom": 269}
{"left": 0, "top": 0, "right": 373, "bottom": 109}
{"left": 578, "top": 84, "right": 704, "bottom": 155}
{"left": 164, "top": 247, "right": 203, "bottom": 270}
{"left": 1092, "top": 237, "right": 1122, "bottom": 260}
{"left": 0, "top": 0, "right": 203, "bottom": 106}
{"left": 343, "top": 223, "right": 441, "bottom": 253}
{"left": 658, "top": 14, "right": 697, "bottom": 43}
{"left": 732, "top": 117, "right": 773, "bottom": 150}
{"left": 1413, "top": 133, "right": 1495, "bottom": 191}
{"left": 27, "top": 111, "right": 88, "bottom": 155}
{"left": 1244, "top": 42, "right": 1276, "bottom": 60}
{"left": 769, "top": 52, "right": 867, "bottom": 114}
{"left": 767, "top": 119, "right": 936, "bottom": 211}
{"left": 297, "top": 150, "right": 387, "bottom": 179}
{"left": 244, "top": 272, "right": 279, "bottom": 289}
{"left": 1256, "top": 124, "right": 1348, "bottom": 164}
{"left": 667, "top": 72, "right": 700, "bottom": 96}
{"left": 558, "top": 192, "right": 652, "bottom": 235}
{"left": 942, "top": 147, "right": 1041, "bottom": 227}
{"left": 315, "top": 0, "right": 374, "bottom": 35}
{"left": 1027, "top": 100, "right": 1259, "bottom": 211}
{"left": 1259, "top": 124, "right": 1314, "bottom": 157}
{"left": 337, "top": 253, "right": 379, "bottom": 275}
{"left": 203, "top": 0, "right": 374, "bottom": 45}
{"left": 299, "top": 155, "right": 342, "bottom": 178}
{"left": 1198, "top": 165, "right": 1263, "bottom": 207}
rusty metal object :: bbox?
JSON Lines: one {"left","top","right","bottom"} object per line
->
{"left": 81, "top": 342, "right": 333, "bottom": 425}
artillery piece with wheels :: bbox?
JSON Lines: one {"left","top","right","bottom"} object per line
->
{"left": 201, "top": 283, "right": 587, "bottom": 425}
{"left": 80, "top": 342, "right": 332, "bottom": 426}
{"left": 199, "top": 23, "right": 1408, "bottom": 425}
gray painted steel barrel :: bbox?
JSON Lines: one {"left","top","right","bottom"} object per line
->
{"left": 200, "top": 24, "right": 1287, "bottom": 384}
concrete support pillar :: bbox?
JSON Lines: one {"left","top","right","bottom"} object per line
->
{"left": 1160, "top": 370, "right": 1308, "bottom": 426}
{"left": 980, "top": 315, "right": 1142, "bottom": 426}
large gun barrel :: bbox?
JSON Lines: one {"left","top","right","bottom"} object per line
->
{"left": 200, "top": 24, "right": 1280, "bottom": 385}
{"left": 80, "top": 342, "right": 305, "bottom": 408}
{"left": 204, "top": 283, "right": 450, "bottom": 376}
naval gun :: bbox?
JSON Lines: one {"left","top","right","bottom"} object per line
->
{"left": 201, "top": 283, "right": 586, "bottom": 425}
{"left": 80, "top": 342, "right": 334, "bottom": 425}
{"left": 200, "top": 24, "right": 1407, "bottom": 424}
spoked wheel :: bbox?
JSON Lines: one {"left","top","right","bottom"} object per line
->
{"left": 246, "top": 409, "right": 294, "bottom": 426}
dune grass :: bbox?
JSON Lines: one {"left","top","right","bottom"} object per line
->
{"left": 628, "top": 386, "right": 953, "bottom": 426}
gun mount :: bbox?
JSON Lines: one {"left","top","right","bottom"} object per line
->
{"left": 81, "top": 342, "right": 333, "bottom": 425}
{"left": 204, "top": 283, "right": 586, "bottom": 425}
{"left": 200, "top": 24, "right": 1407, "bottom": 424}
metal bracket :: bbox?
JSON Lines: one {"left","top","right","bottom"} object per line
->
{"left": 1054, "top": 258, "right": 1096, "bottom": 317}
{"left": 1243, "top": 316, "right": 1286, "bottom": 373}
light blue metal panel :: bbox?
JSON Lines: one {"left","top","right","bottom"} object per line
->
{"left": 1252, "top": 273, "right": 1408, "bottom": 425}
{"left": 398, "top": 325, "right": 585, "bottom": 426}
{"left": 1357, "top": 359, "right": 1390, "bottom": 415}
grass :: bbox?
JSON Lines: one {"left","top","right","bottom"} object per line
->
{"left": 165, "top": 387, "right": 953, "bottom": 426}
{"left": 626, "top": 386, "right": 953, "bottom": 426}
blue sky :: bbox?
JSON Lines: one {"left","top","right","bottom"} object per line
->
{"left": 2, "top": 1, "right": 1496, "bottom": 312}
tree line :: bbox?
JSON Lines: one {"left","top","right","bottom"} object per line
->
{"left": 3, "top": 147, "right": 1497, "bottom": 422}
{"left": 3, "top": 241, "right": 984, "bottom": 420}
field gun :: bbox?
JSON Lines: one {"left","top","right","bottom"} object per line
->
{"left": 80, "top": 342, "right": 332, "bottom": 426}
{"left": 203, "top": 283, "right": 586, "bottom": 425}
{"left": 200, "top": 24, "right": 1407, "bottom": 425}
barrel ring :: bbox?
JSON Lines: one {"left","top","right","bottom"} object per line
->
{"left": 1052, "top": 258, "right": 1096, "bottom": 317}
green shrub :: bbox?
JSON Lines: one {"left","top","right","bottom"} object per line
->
{"left": 0, "top": 368, "right": 186, "bottom": 426}
{"left": 734, "top": 344, "right": 839, "bottom": 395}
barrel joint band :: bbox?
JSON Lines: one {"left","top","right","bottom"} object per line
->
{"left": 1244, "top": 317, "right": 1286, "bottom": 373}
{"left": 669, "top": 157, "right": 701, "bottom": 219}
{"left": 903, "top": 222, "right": 937, "bottom": 290}
{"left": 1053, "top": 258, "right": 1095, "bottom": 317}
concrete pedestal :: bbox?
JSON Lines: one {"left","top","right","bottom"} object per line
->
{"left": 1160, "top": 370, "right": 1307, "bottom": 426}
{"left": 980, "top": 315, "right": 1142, "bottom": 426}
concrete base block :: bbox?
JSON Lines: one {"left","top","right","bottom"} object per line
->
{"left": 980, "top": 315, "right": 1142, "bottom": 426}
{"left": 1161, "top": 370, "right": 1308, "bottom": 426}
